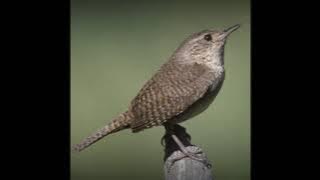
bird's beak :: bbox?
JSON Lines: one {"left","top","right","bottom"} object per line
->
{"left": 220, "top": 24, "right": 240, "bottom": 39}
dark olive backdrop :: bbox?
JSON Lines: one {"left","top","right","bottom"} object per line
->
{"left": 71, "top": 0, "right": 250, "bottom": 180}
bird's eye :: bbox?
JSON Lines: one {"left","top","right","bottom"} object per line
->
{"left": 204, "top": 34, "right": 212, "bottom": 41}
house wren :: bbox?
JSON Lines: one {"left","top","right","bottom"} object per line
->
{"left": 72, "top": 24, "right": 240, "bottom": 156}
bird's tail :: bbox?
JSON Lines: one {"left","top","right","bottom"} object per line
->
{"left": 72, "top": 110, "right": 133, "bottom": 153}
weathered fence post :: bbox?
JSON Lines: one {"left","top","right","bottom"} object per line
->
{"left": 162, "top": 124, "right": 214, "bottom": 180}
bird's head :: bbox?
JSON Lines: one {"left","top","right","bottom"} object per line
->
{"left": 173, "top": 24, "right": 240, "bottom": 66}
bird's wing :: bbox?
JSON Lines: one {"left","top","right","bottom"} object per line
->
{"left": 130, "top": 62, "right": 220, "bottom": 132}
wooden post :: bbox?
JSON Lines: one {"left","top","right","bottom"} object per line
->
{"left": 162, "top": 124, "right": 214, "bottom": 180}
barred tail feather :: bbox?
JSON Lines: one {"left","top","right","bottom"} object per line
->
{"left": 72, "top": 111, "right": 132, "bottom": 153}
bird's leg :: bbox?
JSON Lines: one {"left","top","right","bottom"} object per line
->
{"left": 163, "top": 124, "right": 211, "bottom": 167}
{"left": 170, "top": 133, "right": 212, "bottom": 167}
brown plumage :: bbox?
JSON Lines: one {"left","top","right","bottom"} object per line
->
{"left": 72, "top": 24, "right": 240, "bottom": 152}
{"left": 130, "top": 61, "right": 221, "bottom": 132}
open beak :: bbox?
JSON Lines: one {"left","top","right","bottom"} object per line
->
{"left": 220, "top": 24, "right": 240, "bottom": 39}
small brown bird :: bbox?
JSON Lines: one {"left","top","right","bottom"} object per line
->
{"left": 72, "top": 24, "right": 240, "bottom": 157}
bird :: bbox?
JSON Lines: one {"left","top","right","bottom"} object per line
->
{"left": 72, "top": 24, "right": 240, "bottom": 159}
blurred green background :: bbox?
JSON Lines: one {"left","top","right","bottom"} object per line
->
{"left": 71, "top": 0, "right": 250, "bottom": 180}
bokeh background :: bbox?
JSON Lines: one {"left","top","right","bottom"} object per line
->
{"left": 71, "top": 0, "right": 250, "bottom": 180}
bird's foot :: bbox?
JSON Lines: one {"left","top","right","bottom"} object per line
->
{"left": 171, "top": 134, "right": 212, "bottom": 168}
{"left": 179, "top": 148, "right": 212, "bottom": 168}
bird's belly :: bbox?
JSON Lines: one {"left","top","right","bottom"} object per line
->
{"left": 169, "top": 80, "right": 224, "bottom": 124}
